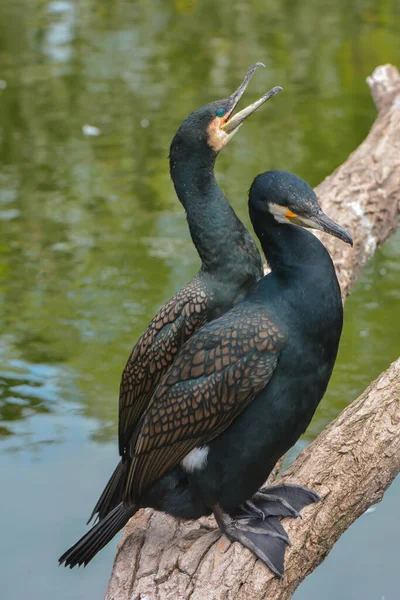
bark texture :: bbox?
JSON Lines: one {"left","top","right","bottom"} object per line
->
{"left": 299, "top": 63, "right": 400, "bottom": 297}
{"left": 106, "top": 65, "right": 400, "bottom": 600}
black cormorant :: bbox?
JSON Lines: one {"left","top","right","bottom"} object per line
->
{"left": 60, "top": 171, "right": 352, "bottom": 576}
{"left": 87, "top": 65, "right": 282, "bottom": 523}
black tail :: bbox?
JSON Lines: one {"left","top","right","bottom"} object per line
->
{"left": 87, "top": 459, "right": 129, "bottom": 524}
{"left": 59, "top": 503, "right": 137, "bottom": 568}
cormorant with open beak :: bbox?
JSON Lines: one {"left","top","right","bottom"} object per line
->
{"left": 84, "top": 65, "right": 282, "bottom": 524}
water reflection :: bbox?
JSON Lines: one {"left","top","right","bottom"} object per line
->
{"left": 0, "top": 1, "right": 400, "bottom": 599}
{"left": 0, "top": 343, "right": 74, "bottom": 449}
{"left": 1, "top": 0, "right": 399, "bottom": 471}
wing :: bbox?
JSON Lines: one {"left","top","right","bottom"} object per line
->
{"left": 124, "top": 306, "right": 287, "bottom": 500}
{"left": 118, "top": 275, "right": 213, "bottom": 455}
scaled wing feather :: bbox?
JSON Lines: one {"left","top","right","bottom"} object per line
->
{"left": 118, "top": 276, "right": 212, "bottom": 455}
{"left": 124, "top": 307, "right": 287, "bottom": 500}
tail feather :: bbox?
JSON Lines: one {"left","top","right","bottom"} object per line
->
{"left": 59, "top": 503, "right": 137, "bottom": 568}
{"left": 88, "top": 459, "right": 129, "bottom": 524}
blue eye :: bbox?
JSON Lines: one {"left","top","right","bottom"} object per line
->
{"left": 216, "top": 107, "right": 226, "bottom": 117}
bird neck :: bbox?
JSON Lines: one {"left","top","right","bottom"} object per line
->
{"left": 170, "top": 148, "right": 218, "bottom": 210}
{"left": 250, "top": 207, "right": 334, "bottom": 276}
{"left": 170, "top": 150, "right": 256, "bottom": 273}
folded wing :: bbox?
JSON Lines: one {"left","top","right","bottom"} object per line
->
{"left": 118, "top": 275, "right": 213, "bottom": 455}
{"left": 123, "top": 306, "right": 288, "bottom": 501}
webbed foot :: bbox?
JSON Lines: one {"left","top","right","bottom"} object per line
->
{"left": 213, "top": 505, "right": 289, "bottom": 578}
{"left": 251, "top": 483, "right": 320, "bottom": 519}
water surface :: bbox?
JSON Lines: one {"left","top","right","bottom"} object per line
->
{"left": 0, "top": 1, "right": 399, "bottom": 599}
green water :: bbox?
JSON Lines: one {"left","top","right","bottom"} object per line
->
{"left": 0, "top": 1, "right": 399, "bottom": 599}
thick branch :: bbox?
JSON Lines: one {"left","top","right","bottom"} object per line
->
{"left": 313, "top": 63, "right": 400, "bottom": 298}
{"left": 106, "top": 65, "right": 400, "bottom": 600}
{"left": 231, "top": 358, "right": 400, "bottom": 600}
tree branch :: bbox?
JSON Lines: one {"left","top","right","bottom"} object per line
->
{"left": 105, "top": 65, "right": 400, "bottom": 600}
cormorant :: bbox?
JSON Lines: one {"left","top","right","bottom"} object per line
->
{"left": 89, "top": 64, "right": 282, "bottom": 523}
{"left": 60, "top": 171, "right": 352, "bottom": 576}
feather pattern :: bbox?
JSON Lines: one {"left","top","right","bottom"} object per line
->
{"left": 118, "top": 275, "right": 213, "bottom": 455}
{"left": 124, "top": 304, "right": 287, "bottom": 501}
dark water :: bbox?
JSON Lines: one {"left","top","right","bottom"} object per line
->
{"left": 0, "top": 1, "right": 399, "bottom": 599}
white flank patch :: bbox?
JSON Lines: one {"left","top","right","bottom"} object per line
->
{"left": 181, "top": 446, "right": 209, "bottom": 473}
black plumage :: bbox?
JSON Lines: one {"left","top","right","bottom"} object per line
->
{"left": 89, "top": 65, "right": 281, "bottom": 523}
{"left": 60, "top": 171, "right": 352, "bottom": 576}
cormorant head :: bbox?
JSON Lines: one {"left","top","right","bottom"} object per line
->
{"left": 170, "top": 64, "right": 282, "bottom": 164}
{"left": 249, "top": 170, "right": 353, "bottom": 245}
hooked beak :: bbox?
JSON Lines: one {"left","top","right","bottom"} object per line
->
{"left": 289, "top": 209, "right": 353, "bottom": 246}
{"left": 221, "top": 63, "right": 282, "bottom": 134}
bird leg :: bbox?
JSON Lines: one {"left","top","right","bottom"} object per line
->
{"left": 237, "top": 499, "right": 266, "bottom": 520}
{"left": 212, "top": 504, "right": 289, "bottom": 578}
{"left": 249, "top": 482, "right": 320, "bottom": 519}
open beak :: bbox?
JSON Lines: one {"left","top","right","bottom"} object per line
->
{"left": 288, "top": 209, "right": 353, "bottom": 246}
{"left": 221, "top": 63, "right": 282, "bottom": 134}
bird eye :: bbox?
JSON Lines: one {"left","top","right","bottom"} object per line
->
{"left": 215, "top": 107, "right": 226, "bottom": 118}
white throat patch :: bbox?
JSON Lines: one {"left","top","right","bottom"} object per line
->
{"left": 269, "top": 202, "right": 292, "bottom": 224}
{"left": 206, "top": 118, "right": 240, "bottom": 152}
